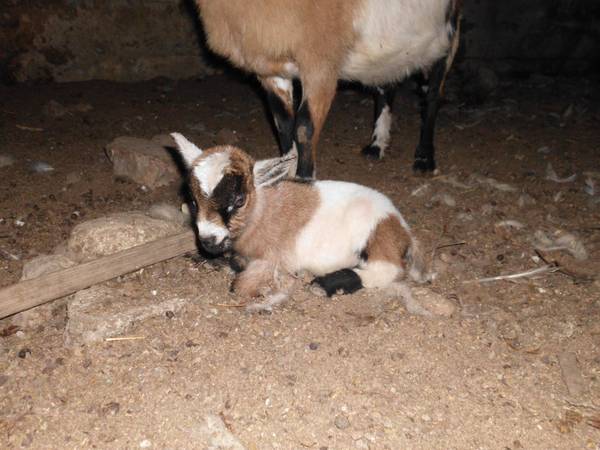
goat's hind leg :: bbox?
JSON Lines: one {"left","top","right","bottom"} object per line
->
{"left": 362, "top": 86, "right": 396, "bottom": 160}
{"left": 260, "top": 76, "right": 297, "bottom": 176}
{"left": 413, "top": 2, "right": 461, "bottom": 173}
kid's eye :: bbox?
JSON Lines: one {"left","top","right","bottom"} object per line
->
{"left": 233, "top": 193, "right": 245, "bottom": 209}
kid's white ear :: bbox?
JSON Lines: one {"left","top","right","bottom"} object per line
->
{"left": 253, "top": 152, "right": 297, "bottom": 188}
{"left": 170, "top": 132, "right": 203, "bottom": 167}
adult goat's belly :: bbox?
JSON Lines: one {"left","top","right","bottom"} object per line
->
{"left": 340, "top": 0, "right": 452, "bottom": 86}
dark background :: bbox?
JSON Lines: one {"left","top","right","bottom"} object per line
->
{"left": 1, "top": 0, "right": 599, "bottom": 85}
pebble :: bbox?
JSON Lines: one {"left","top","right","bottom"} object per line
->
{"left": 0, "top": 154, "right": 15, "bottom": 168}
{"left": 334, "top": 414, "right": 350, "bottom": 430}
{"left": 101, "top": 401, "right": 121, "bottom": 416}
{"left": 139, "top": 439, "right": 152, "bottom": 448}
{"left": 30, "top": 161, "right": 55, "bottom": 173}
{"left": 18, "top": 348, "right": 31, "bottom": 359}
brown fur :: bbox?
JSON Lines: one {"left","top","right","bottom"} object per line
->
{"left": 364, "top": 215, "right": 413, "bottom": 269}
{"left": 234, "top": 181, "right": 319, "bottom": 264}
{"left": 195, "top": 0, "right": 357, "bottom": 171}
{"left": 231, "top": 259, "right": 276, "bottom": 298}
{"left": 195, "top": 0, "right": 357, "bottom": 78}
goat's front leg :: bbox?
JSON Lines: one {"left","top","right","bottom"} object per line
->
{"left": 260, "top": 76, "right": 297, "bottom": 176}
{"left": 231, "top": 259, "right": 275, "bottom": 298}
{"left": 294, "top": 74, "right": 337, "bottom": 179}
{"left": 362, "top": 86, "right": 396, "bottom": 160}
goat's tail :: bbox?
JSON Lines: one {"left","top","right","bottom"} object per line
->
{"left": 406, "top": 238, "right": 430, "bottom": 284}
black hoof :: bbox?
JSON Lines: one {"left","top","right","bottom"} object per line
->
{"left": 413, "top": 157, "right": 436, "bottom": 173}
{"left": 361, "top": 144, "right": 382, "bottom": 160}
{"left": 311, "top": 269, "right": 363, "bottom": 297}
{"left": 296, "top": 163, "right": 315, "bottom": 180}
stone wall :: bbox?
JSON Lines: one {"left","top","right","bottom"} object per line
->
{"left": 1, "top": 0, "right": 598, "bottom": 84}
{"left": 0, "top": 0, "right": 212, "bottom": 83}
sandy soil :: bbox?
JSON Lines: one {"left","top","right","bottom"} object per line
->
{"left": 1, "top": 73, "right": 599, "bottom": 449}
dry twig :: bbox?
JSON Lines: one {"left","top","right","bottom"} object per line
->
{"left": 105, "top": 336, "right": 145, "bottom": 342}
{"left": 463, "top": 264, "right": 559, "bottom": 284}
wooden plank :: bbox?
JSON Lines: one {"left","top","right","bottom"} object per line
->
{"left": 0, "top": 230, "right": 197, "bottom": 319}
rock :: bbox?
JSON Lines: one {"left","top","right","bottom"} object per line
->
{"left": 65, "top": 285, "right": 188, "bottom": 345}
{"left": 215, "top": 128, "right": 239, "bottom": 145}
{"left": 0, "top": 154, "right": 15, "bottom": 168}
{"left": 42, "top": 100, "right": 93, "bottom": 118}
{"left": 189, "top": 414, "right": 246, "bottom": 450}
{"left": 65, "top": 171, "right": 82, "bottom": 185}
{"left": 411, "top": 287, "right": 457, "bottom": 317}
{"left": 43, "top": 100, "right": 68, "bottom": 118}
{"left": 105, "top": 136, "right": 179, "bottom": 188}
{"left": 147, "top": 203, "right": 189, "bottom": 226}
{"left": 10, "top": 254, "right": 77, "bottom": 329}
{"left": 21, "top": 254, "right": 77, "bottom": 280}
{"left": 150, "top": 133, "right": 176, "bottom": 149}
{"left": 67, "top": 212, "right": 184, "bottom": 261}
{"left": 334, "top": 414, "right": 351, "bottom": 430}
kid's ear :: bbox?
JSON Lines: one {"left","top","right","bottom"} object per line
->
{"left": 170, "top": 132, "right": 203, "bottom": 167}
{"left": 253, "top": 153, "right": 297, "bottom": 187}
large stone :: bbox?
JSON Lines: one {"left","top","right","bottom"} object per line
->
{"left": 105, "top": 136, "right": 179, "bottom": 188}
{"left": 65, "top": 285, "right": 188, "bottom": 345}
{"left": 20, "top": 254, "right": 77, "bottom": 280}
{"left": 67, "top": 212, "right": 185, "bottom": 261}
{"left": 10, "top": 254, "right": 77, "bottom": 329}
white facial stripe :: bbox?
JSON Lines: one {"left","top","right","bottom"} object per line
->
{"left": 372, "top": 105, "right": 392, "bottom": 156}
{"left": 197, "top": 220, "right": 229, "bottom": 243}
{"left": 193, "top": 149, "right": 232, "bottom": 196}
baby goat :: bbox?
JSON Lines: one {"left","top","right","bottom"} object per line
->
{"left": 194, "top": 0, "right": 462, "bottom": 178}
{"left": 172, "top": 133, "right": 429, "bottom": 312}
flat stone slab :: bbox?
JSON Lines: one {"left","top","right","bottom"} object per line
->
{"left": 65, "top": 285, "right": 188, "bottom": 345}
{"left": 67, "top": 212, "right": 185, "bottom": 261}
{"left": 105, "top": 135, "right": 179, "bottom": 188}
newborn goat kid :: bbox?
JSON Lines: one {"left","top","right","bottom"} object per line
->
{"left": 172, "top": 133, "right": 427, "bottom": 311}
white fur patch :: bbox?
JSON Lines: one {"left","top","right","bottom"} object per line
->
{"left": 273, "top": 76, "right": 293, "bottom": 96}
{"left": 197, "top": 219, "right": 229, "bottom": 243}
{"left": 342, "top": 0, "right": 452, "bottom": 85}
{"left": 292, "top": 181, "right": 404, "bottom": 276}
{"left": 371, "top": 105, "right": 392, "bottom": 156}
{"left": 192, "top": 149, "right": 232, "bottom": 196}
{"left": 355, "top": 260, "right": 401, "bottom": 288}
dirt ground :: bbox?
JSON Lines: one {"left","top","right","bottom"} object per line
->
{"left": 1, "top": 72, "right": 599, "bottom": 449}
